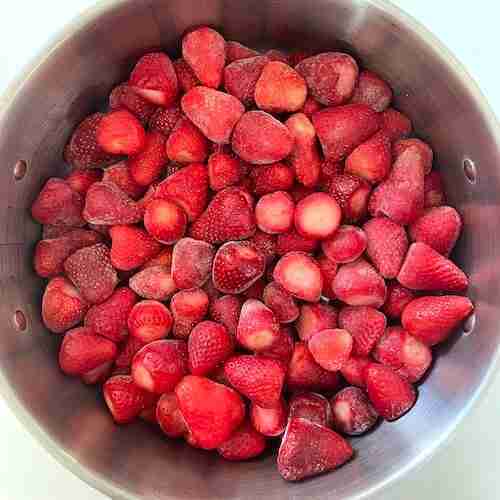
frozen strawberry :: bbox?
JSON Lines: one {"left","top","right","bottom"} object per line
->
{"left": 190, "top": 187, "right": 256, "bottom": 244}
{"left": 379, "top": 108, "right": 412, "bottom": 141}
{"left": 84, "top": 287, "right": 137, "bottom": 342}
{"left": 96, "top": 110, "right": 146, "bottom": 156}
{"left": 115, "top": 336, "right": 146, "bottom": 370}
{"left": 321, "top": 225, "right": 367, "bottom": 264}
{"left": 260, "top": 326, "right": 295, "bottom": 364}
{"left": 350, "top": 70, "right": 392, "bottom": 112}
{"left": 249, "top": 230, "right": 277, "bottom": 263}
{"left": 365, "top": 363, "right": 417, "bottom": 421}
{"left": 223, "top": 56, "right": 269, "bottom": 107}
{"left": 132, "top": 340, "right": 188, "bottom": 393}
{"left": 325, "top": 174, "right": 371, "bottom": 223}
{"left": 332, "top": 259, "right": 386, "bottom": 308}
{"left": 255, "top": 191, "right": 295, "bottom": 234}
{"left": 64, "top": 243, "right": 118, "bottom": 304}
{"left": 59, "top": 326, "right": 117, "bottom": 376}
{"left": 129, "top": 52, "right": 178, "bottom": 106}
{"left": 64, "top": 113, "right": 115, "bottom": 169}
{"left": 289, "top": 393, "right": 332, "bottom": 429}
{"left": 208, "top": 152, "right": 242, "bottom": 191}
{"left": 320, "top": 159, "right": 344, "bottom": 181}
{"left": 345, "top": 131, "right": 392, "bottom": 183}
{"left": 31, "top": 178, "right": 85, "bottom": 227}
{"left": 263, "top": 281, "right": 299, "bottom": 324}
{"left": 308, "top": 328, "right": 353, "bottom": 371}
{"left": 424, "top": 170, "right": 446, "bottom": 208}
{"left": 148, "top": 103, "right": 183, "bottom": 137}
{"left": 154, "top": 162, "right": 209, "bottom": 221}
{"left": 225, "top": 41, "right": 260, "bottom": 63}
{"left": 170, "top": 288, "right": 209, "bottom": 339}
{"left": 102, "top": 162, "right": 146, "bottom": 200}
{"left": 340, "top": 356, "right": 371, "bottom": 388}
{"left": 128, "top": 131, "right": 167, "bottom": 186}
{"left": 182, "top": 27, "right": 226, "bottom": 88}
{"left": 301, "top": 96, "right": 323, "bottom": 118}
{"left": 109, "top": 83, "right": 157, "bottom": 124}
{"left": 397, "top": 242, "right": 468, "bottom": 292}
{"left": 66, "top": 168, "right": 102, "bottom": 196}
{"left": 401, "top": 295, "right": 474, "bottom": 346}
{"left": 128, "top": 300, "right": 172, "bottom": 343}
{"left": 142, "top": 247, "right": 173, "bottom": 269}
{"left": 294, "top": 192, "right": 341, "bottom": 241}
{"left": 156, "top": 392, "right": 188, "bottom": 438}
{"left": 103, "top": 375, "right": 146, "bottom": 424}
{"left": 273, "top": 252, "right": 322, "bottom": 302}
{"left": 188, "top": 321, "right": 234, "bottom": 375}
{"left": 42, "top": 276, "right": 89, "bottom": 333}
{"left": 285, "top": 113, "right": 322, "bottom": 188}
{"left": 393, "top": 138, "right": 433, "bottom": 174}
{"left": 176, "top": 375, "right": 245, "bottom": 449}
{"left": 209, "top": 295, "right": 242, "bottom": 338}
{"left": 173, "top": 58, "right": 200, "bottom": 93}
{"left": 129, "top": 265, "right": 176, "bottom": 300}
{"left": 287, "top": 342, "right": 341, "bottom": 392}
{"left": 278, "top": 417, "right": 353, "bottom": 481}
{"left": 166, "top": 117, "right": 209, "bottom": 163}
{"left": 363, "top": 216, "right": 408, "bottom": 279}
{"left": 252, "top": 162, "right": 295, "bottom": 195}
{"left": 338, "top": 306, "right": 387, "bottom": 356}
{"left": 250, "top": 398, "right": 287, "bottom": 437}
{"left": 212, "top": 241, "right": 265, "bottom": 294}
{"left": 331, "top": 386, "right": 378, "bottom": 435}
{"left": 83, "top": 181, "right": 142, "bottom": 225}
{"left": 317, "top": 253, "right": 338, "bottom": 300}
{"left": 382, "top": 282, "right": 416, "bottom": 319}
{"left": 232, "top": 111, "right": 294, "bottom": 165}
{"left": 408, "top": 206, "right": 462, "bottom": 256}
{"left": 144, "top": 199, "right": 187, "bottom": 244}
{"left": 218, "top": 420, "right": 267, "bottom": 460}
{"left": 296, "top": 52, "right": 358, "bottom": 106}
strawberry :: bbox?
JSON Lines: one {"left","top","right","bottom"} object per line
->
{"left": 308, "top": 328, "right": 353, "bottom": 371}
{"left": 340, "top": 356, "right": 371, "bottom": 388}
{"left": 365, "top": 363, "right": 417, "bottom": 421}
{"left": 165, "top": 117, "right": 209, "bottom": 163}
{"left": 188, "top": 321, "right": 234, "bottom": 375}
{"left": 84, "top": 287, "right": 137, "bottom": 342}
{"left": 128, "top": 300, "right": 173, "bottom": 343}
{"left": 332, "top": 258, "right": 386, "bottom": 308}
{"left": 83, "top": 181, "right": 142, "bottom": 225}
{"left": 66, "top": 168, "right": 102, "bottom": 195}
{"left": 173, "top": 58, "right": 200, "bottom": 93}
{"left": 217, "top": 421, "right": 267, "bottom": 460}
{"left": 330, "top": 386, "right": 378, "bottom": 435}
{"left": 249, "top": 231, "right": 277, "bottom": 264}
{"left": 64, "top": 243, "right": 118, "bottom": 304}
{"left": 397, "top": 242, "right": 468, "bottom": 292}
{"left": 273, "top": 252, "right": 323, "bottom": 302}
{"left": 321, "top": 225, "right": 367, "bottom": 264}
{"left": 144, "top": 198, "right": 187, "bottom": 244}
{"left": 190, "top": 187, "right": 256, "bottom": 244}
{"left": 209, "top": 295, "right": 242, "bottom": 338}
{"left": 128, "top": 131, "right": 167, "bottom": 186}
{"left": 401, "top": 295, "right": 474, "bottom": 346}
{"left": 208, "top": 152, "right": 242, "bottom": 191}
{"left": 148, "top": 103, "right": 183, "bottom": 136}
{"left": 96, "top": 110, "right": 146, "bottom": 155}
{"left": 224, "top": 354, "right": 286, "bottom": 408}
{"left": 132, "top": 340, "right": 188, "bottom": 394}
{"left": 382, "top": 281, "right": 416, "bottom": 319}
{"left": 320, "top": 159, "right": 344, "bottom": 181}
{"left": 212, "top": 241, "right": 265, "bottom": 294}
{"left": 129, "top": 52, "right": 178, "bottom": 106}
{"left": 393, "top": 138, "right": 433, "bottom": 174}
{"left": 31, "top": 178, "right": 85, "bottom": 227}
{"left": 103, "top": 375, "right": 146, "bottom": 424}
{"left": 338, "top": 306, "right": 387, "bottom": 356}
{"left": 170, "top": 288, "right": 209, "bottom": 339}
{"left": 349, "top": 70, "right": 392, "bottom": 112}
{"left": 109, "top": 225, "right": 162, "bottom": 271}
{"left": 175, "top": 375, "right": 245, "bottom": 449}
{"left": 325, "top": 174, "right": 371, "bottom": 223}
{"left": 236, "top": 299, "right": 280, "bottom": 351}
{"left": 379, "top": 108, "right": 412, "bottom": 141}
{"left": 182, "top": 27, "right": 226, "bottom": 89}
{"left": 301, "top": 96, "right": 323, "bottom": 118}
{"left": 288, "top": 392, "right": 333, "bottom": 427}
{"left": 363, "top": 216, "right": 408, "bottom": 279}
{"left": 278, "top": 417, "right": 353, "bottom": 481}
{"left": 294, "top": 192, "right": 341, "bottom": 240}
{"left": 59, "top": 326, "right": 117, "bottom": 376}
{"left": 262, "top": 281, "right": 299, "bottom": 324}
{"left": 225, "top": 41, "right": 260, "bottom": 63}
{"left": 424, "top": 170, "right": 446, "bottom": 208}
{"left": 223, "top": 56, "right": 269, "bottom": 106}
{"left": 114, "top": 336, "right": 146, "bottom": 371}
{"left": 154, "top": 163, "right": 209, "bottom": 221}
{"left": 109, "top": 83, "right": 156, "bottom": 124}
{"left": 252, "top": 163, "right": 295, "bottom": 196}
{"left": 255, "top": 191, "right": 294, "bottom": 235}
{"left": 250, "top": 398, "right": 288, "bottom": 437}
{"left": 129, "top": 265, "right": 176, "bottom": 301}
{"left": 260, "top": 326, "right": 295, "bottom": 364}
{"left": 102, "top": 162, "right": 146, "bottom": 200}
{"left": 156, "top": 392, "right": 188, "bottom": 438}
{"left": 296, "top": 303, "right": 338, "bottom": 341}
{"left": 171, "top": 237, "right": 214, "bottom": 289}
{"left": 42, "top": 276, "right": 89, "bottom": 333}
{"left": 408, "top": 206, "right": 462, "bottom": 256}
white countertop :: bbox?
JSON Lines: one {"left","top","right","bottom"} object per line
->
{"left": 1, "top": 1, "right": 499, "bottom": 498}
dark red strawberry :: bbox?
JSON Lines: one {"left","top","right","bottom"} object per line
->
{"left": 103, "top": 375, "right": 147, "bottom": 424}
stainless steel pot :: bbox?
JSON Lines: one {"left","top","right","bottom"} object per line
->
{"left": 0, "top": 0, "right": 499, "bottom": 498}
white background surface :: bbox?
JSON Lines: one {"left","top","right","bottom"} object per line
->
{"left": 1, "top": 1, "right": 499, "bottom": 499}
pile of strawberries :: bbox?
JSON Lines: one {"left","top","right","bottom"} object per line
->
{"left": 31, "top": 26, "right": 474, "bottom": 481}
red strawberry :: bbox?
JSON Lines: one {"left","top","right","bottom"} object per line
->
{"left": 188, "top": 321, "right": 234, "bottom": 375}
{"left": 190, "top": 187, "right": 256, "bottom": 244}
{"left": 208, "top": 152, "right": 243, "bottom": 191}
{"left": 218, "top": 420, "right": 267, "bottom": 460}
{"left": 96, "top": 110, "right": 146, "bottom": 155}
{"left": 365, "top": 363, "right": 417, "bottom": 421}
{"left": 173, "top": 58, "right": 200, "bottom": 93}
{"left": 332, "top": 259, "right": 386, "bottom": 308}
{"left": 340, "top": 356, "right": 371, "bottom": 388}
{"left": 382, "top": 282, "right": 416, "bottom": 319}
{"left": 128, "top": 131, "right": 167, "bottom": 186}
{"left": 132, "top": 340, "right": 188, "bottom": 394}
{"left": 171, "top": 237, "right": 214, "bottom": 289}
{"left": 64, "top": 243, "right": 118, "bottom": 304}
{"left": 209, "top": 295, "right": 242, "bottom": 338}
{"left": 31, "top": 178, "right": 85, "bottom": 227}
{"left": 250, "top": 398, "right": 288, "bottom": 437}
{"left": 260, "top": 326, "right": 295, "bottom": 364}
{"left": 308, "top": 328, "right": 353, "bottom": 371}
{"left": 301, "top": 96, "right": 323, "bottom": 118}
{"left": 148, "top": 103, "right": 183, "bottom": 136}
{"left": 325, "top": 174, "right": 371, "bottom": 223}
{"left": 330, "top": 386, "right": 378, "bottom": 435}
{"left": 83, "top": 181, "right": 142, "bottom": 225}
{"left": 397, "top": 242, "right": 468, "bottom": 292}
{"left": 252, "top": 163, "right": 295, "bottom": 196}
{"left": 170, "top": 288, "right": 209, "bottom": 339}
{"left": 320, "top": 159, "right": 344, "bottom": 181}
{"left": 225, "top": 41, "right": 260, "bottom": 63}
{"left": 224, "top": 354, "right": 286, "bottom": 408}
{"left": 129, "top": 52, "right": 178, "bottom": 106}
{"left": 296, "top": 303, "right": 338, "bottom": 341}
{"left": 289, "top": 392, "right": 333, "bottom": 427}
{"left": 236, "top": 299, "right": 280, "bottom": 351}
{"left": 129, "top": 265, "right": 176, "bottom": 301}
{"left": 42, "top": 276, "right": 89, "bottom": 333}
{"left": 109, "top": 225, "right": 162, "bottom": 271}
{"left": 393, "top": 138, "right": 433, "bottom": 174}
{"left": 262, "top": 281, "right": 299, "bottom": 324}
{"left": 255, "top": 191, "right": 295, "bottom": 234}
{"left": 349, "top": 70, "right": 392, "bottom": 112}
{"left": 103, "top": 375, "right": 146, "bottom": 424}
{"left": 66, "top": 168, "right": 102, "bottom": 195}
{"left": 166, "top": 117, "right": 209, "bottom": 163}
{"left": 294, "top": 192, "right": 341, "bottom": 240}
{"left": 379, "top": 108, "right": 412, "bottom": 141}
{"left": 175, "top": 375, "right": 245, "bottom": 449}
{"left": 249, "top": 230, "right": 277, "bottom": 264}
{"left": 144, "top": 198, "right": 187, "bottom": 244}
{"left": 363, "top": 216, "right": 408, "bottom": 279}
{"left": 154, "top": 163, "right": 209, "bottom": 221}
{"left": 276, "top": 229, "right": 318, "bottom": 256}
{"left": 102, "top": 162, "right": 146, "bottom": 200}
{"left": 317, "top": 253, "right": 338, "bottom": 300}
{"left": 109, "top": 83, "right": 156, "bottom": 124}
{"left": 156, "top": 392, "right": 188, "bottom": 438}
{"left": 424, "top": 170, "right": 446, "bottom": 208}
{"left": 84, "top": 287, "right": 137, "bottom": 342}
{"left": 278, "top": 417, "right": 353, "bottom": 481}
{"left": 128, "top": 300, "right": 173, "bottom": 343}
{"left": 212, "top": 241, "right": 265, "bottom": 294}
{"left": 59, "top": 326, "right": 117, "bottom": 376}
{"left": 401, "top": 295, "right": 474, "bottom": 346}
{"left": 115, "top": 336, "right": 146, "bottom": 371}
{"left": 338, "top": 306, "right": 387, "bottom": 356}
{"left": 321, "top": 225, "right": 367, "bottom": 264}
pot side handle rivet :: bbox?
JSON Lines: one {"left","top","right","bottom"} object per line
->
{"left": 462, "top": 312, "right": 476, "bottom": 336}
{"left": 463, "top": 158, "right": 477, "bottom": 184}
{"left": 13, "top": 160, "right": 27, "bottom": 181}
{"left": 12, "top": 310, "right": 27, "bottom": 332}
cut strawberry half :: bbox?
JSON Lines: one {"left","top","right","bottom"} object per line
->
{"left": 294, "top": 192, "right": 341, "bottom": 240}
{"left": 96, "top": 110, "right": 146, "bottom": 155}
{"left": 288, "top": 392, "right": 333, "bottom": 428}
{"left": 308, "top": 328, "right": 353, "bottom": 372}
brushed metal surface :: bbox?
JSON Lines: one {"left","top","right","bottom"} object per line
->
{"left": 0, "top": 0, "right": 499, "bottom": 499}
